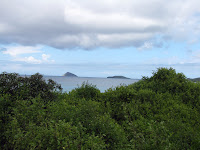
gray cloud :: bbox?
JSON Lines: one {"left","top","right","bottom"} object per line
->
{"left": 0, "top": 0, "right": 200, "bottom": 49}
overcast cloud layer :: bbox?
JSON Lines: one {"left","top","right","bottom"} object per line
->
{"left": 0, "top": 0, "right": 200, "bottom": 49}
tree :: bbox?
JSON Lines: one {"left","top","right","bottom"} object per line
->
{"left": 0, "top": 72, "right": 62, "bottom": 102}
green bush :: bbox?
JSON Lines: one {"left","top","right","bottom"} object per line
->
{"left": 0, "top": 72, "right": 62, "bottom": 102}
{"left": 70, "top": 81, "right": 101, "bottom": 100}
{"left": 1, "top": 68, "right": 200, "bottom": 149}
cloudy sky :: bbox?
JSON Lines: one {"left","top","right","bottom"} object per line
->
{"left": 0, "top": 0, "right": 200, "bottom": 78}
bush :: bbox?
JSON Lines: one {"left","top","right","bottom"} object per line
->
{"left": 70, "top": 81, "right": 101, "bottom": 100}
{"left": 1, "top": 68, "right": 200, "bottom": 149}
{"left": 0, "top": 72, "right": 62, "bottom": 102}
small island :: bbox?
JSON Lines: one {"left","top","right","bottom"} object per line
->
{"left": 63, "top": 72, "right": 78, "bottom": 77}
{"left": 107, "top": 76, "right": 130, "bottom": 79}
{"left": 188, "top": 77, "right": 200, "bottom": 82}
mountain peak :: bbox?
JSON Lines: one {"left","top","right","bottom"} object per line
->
{"left": 63, "top": 72, "right": 78, "bottom": 77}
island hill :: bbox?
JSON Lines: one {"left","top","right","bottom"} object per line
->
{"left": 63, "top": 72, "right": 131, "bottom": 79}
{"left": 63, "top": 72, "right": 78, "bottom": 77}
{"left": 107, "top": 76, "right": 130, "bottom": 79}
{"left": 189, "top": 77, "right": 200, "bottom": 82}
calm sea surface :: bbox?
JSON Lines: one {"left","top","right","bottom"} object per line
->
{"left": 43, "top": 76, "right": 139, "bottom": 92}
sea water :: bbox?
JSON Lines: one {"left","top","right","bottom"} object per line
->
{"left": 43, "top": 76, "right": 139, "bottom": 92}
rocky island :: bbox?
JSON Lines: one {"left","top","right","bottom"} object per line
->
{"left": 107, "top": 76, "right": 130, "bottom": 79}
{"left": 63, "top": 72, "right": 78, "bottom": 77}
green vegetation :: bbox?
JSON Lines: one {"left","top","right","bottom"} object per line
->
{"left": 1, "top": 68, "right": 200, "bottom": 149}
{"left": 107, "top": 76, "right": 130, "bottom": 79}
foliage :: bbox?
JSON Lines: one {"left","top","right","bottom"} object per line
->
{"left": 70, "top": 81, "right": 101, "bottom": 100}
{"left": 0, "top": 72, "right": 62, "bottom": 102}
{"left": 1, "top": 68, "right": 200, "bottom": 149}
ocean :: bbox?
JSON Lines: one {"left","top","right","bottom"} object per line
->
{"left": 43, "top": 76, "right": 139, "bottom": 92}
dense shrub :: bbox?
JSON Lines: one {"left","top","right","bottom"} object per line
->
{"left": 1, "top": 68, "right": 200, "bottom": 149}
{"left": 70, "top": 81, "right": 101, "bottom": 100}
{"left": 0, "top": 72, "right": 62, "bottom": 102}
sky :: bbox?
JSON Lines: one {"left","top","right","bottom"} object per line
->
{"left": 0, "top": 0, "right": 200, "bottom": 78}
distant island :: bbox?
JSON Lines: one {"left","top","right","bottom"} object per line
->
{"left": 63, "top": 72, "right": 78, "bottom": 77}
{"left": 188, "top": 77, "right": 200, "bottom": 82}
{"left": 107, "top": 76, "right": 130, "bottom": 79}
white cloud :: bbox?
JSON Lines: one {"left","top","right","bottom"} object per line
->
{"left": 42, "top": 54, "right": 50, "bottom": 61}
{"left": 20, "top": 56, "right": 42, "bottom": 64}
{"left": 13, "top": 54, "right": 54, "bottom": 64}
{"left": 2, "top": 45, "right": 42, "bottom": 57}
{"left": 64, "top": 2, "right": 163, "bottom": 31}
{"left": 0, "top": 0, "right": 200, "bottom": 49}
{"left": 138, "top": 42, "right": 153, "bottom": 50}
{"left": 42, "top": 54, "right": 55, "bottom": 63}
{"left": 0, "top": 45, "right": 54, "bottom": 64}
